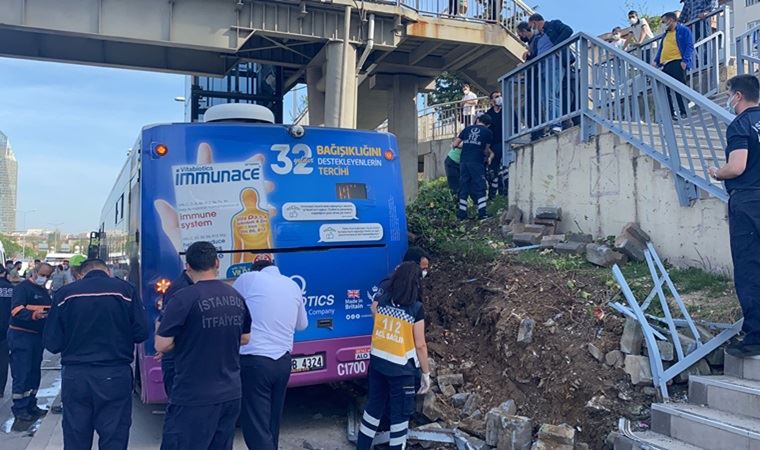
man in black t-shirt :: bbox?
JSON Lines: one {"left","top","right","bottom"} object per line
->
{"left": 485, "top": 90, "right": 507, "bottom": 199}
{"left": 452, "top": 114, "right": 494, "bottom": 220}
{"left": 709, "top": 75, "right": 760, "bottom": 357}
{"left": 156, "top": 242, "right": 252, "bottom": 450}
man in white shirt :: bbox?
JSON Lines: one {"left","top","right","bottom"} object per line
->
{"left": 461, "top": 84, "right": 479, "bottom": 127}
{"left": 232, "top": 261, "right": 308, "bottom": 450}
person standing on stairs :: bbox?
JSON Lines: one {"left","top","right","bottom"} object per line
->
{"left": 654, "top": 12, "right": 694, "bottom": 121}
{"left": 709, "top": 74, "right": 760, "bottom": 357}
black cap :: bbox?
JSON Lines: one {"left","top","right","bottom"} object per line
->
{"left": 478, "top": 114, "right": 492, "bottom": 126}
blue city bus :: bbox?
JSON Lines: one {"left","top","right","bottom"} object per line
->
{"left": 98, "top": 104, "right": 408, "bottom": 403}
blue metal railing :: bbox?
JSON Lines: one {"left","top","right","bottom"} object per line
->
{"left": 502, "top": 32, "right": 733, "bottom": 206}
{"left": 736, "top": 23, "right": 760, "bottom": 75}
{"left": 394, "top": 0, "right": 534, "bottom": 35}
{"left": 610, "top": 243, "right": 742, "bottom": 400}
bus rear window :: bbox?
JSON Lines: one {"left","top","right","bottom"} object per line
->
{"left": 336, "top": 183, "right": 367, "bottom": 200}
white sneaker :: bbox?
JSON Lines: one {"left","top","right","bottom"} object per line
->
{"left": 551, "top": 126, "right": 562, "bottom": 134}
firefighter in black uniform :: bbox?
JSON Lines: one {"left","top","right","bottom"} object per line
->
{"left": 44, "top": 259, "right": 149, "bottom": 449}
{"left": 156, "top": 268, "right": 194, "bottom": 400}
{"left": 8, "top": 262, "right": 52, "bottom": 421}
{"left": 452, "top": 114, "right": 494, "bottom": 220}
{"left": 0, "top": 266, "right": 14, "bottom": 397}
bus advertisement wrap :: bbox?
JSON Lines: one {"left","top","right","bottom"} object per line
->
{"left": 107, "top": 123, "right": 408, "bottom": 402}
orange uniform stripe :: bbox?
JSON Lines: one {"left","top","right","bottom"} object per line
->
{"left": 10, "top": 304, "right": 49, "bottom": 316}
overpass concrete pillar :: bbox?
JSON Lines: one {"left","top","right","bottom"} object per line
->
{"left": 324, "top": 41, "right": 357, "bottom": 128}
{"left": 388, "top": 75, "right": 420, "bottom": 203}
{"left": 306, "top": 65, "right": 325, "bottom": 126}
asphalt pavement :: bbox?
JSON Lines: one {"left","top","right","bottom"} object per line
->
{"left": 0, "top": 355, "right": 358, "bottom": 450}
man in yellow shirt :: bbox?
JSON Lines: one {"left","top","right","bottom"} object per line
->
{"left": 654, "top": 11, "right": 695, "bottom": 120}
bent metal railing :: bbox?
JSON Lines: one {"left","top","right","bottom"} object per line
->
{"left": 395, "top": 0, "right": 534, "bottom": 35}
{"left": 502, "top": 32, "right": 733, "bottom": 206}
{"left": 736, "top": 23, "right": 760, "bottom": 75}
{"left": 609, "top": 243, "right": 741, "bottom": 400}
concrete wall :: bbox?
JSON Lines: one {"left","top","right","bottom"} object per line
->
{"left": 418, "top": 139, "right": 451, "bottom": 181}
{"left": 509, "top": 128, "right": 732, "bottom": 275}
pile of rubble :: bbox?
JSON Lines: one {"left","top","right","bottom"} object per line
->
{"left": 500, "top": 206, "right": 653, "bottom": 268}
{"left": 416, "top": 360, "right": 591, "bottom": 450}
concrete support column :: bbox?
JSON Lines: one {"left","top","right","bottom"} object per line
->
{"left": 324, "top": 41, "right": 357, "bottom": 128}
{"left": 387, "top": 74, "right": 420, "bottom": 203}
{"left": 306, "top": 65, "right": 325, "bottom": 126}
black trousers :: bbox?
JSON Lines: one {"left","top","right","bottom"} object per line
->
{"left": 62, "top": 365, "right": 133, "bottom": 450}
{"left": 357, "top": 367, "right": 416, "bottom": 450}
{"left": 663, "top": 60, "right": 688, "bottom": 116}
{"left": 0, "top": 338, "right": 8, "bottom": 396}
{"left": 444, "top": 156, "right": 460, "bottom": 196}
{"left": 161, "top": 356, "right": 175, "bottom": 400}
{"left": 240, "top": 353, "right": 292, "bottom": 450}
{"left": 8, "top": 329, "right": 43, "bottom": 416}
{"left": 458, "top": 162, "right": 488, "bottom": 219}
{"left": 161, "top": 399, "right": 240, "bottom": 450}
{"left": 488, "top": 143, "right": 505, "bottom": 198}
{"left": 729, "top": 190, "right": 760, "bottom": 345}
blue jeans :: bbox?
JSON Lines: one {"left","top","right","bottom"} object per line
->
{"left": 542, "top": 56, "right": 564, "bottom": 126}
{"left": 357, "top": 367, "right": 416, "bottom": 450}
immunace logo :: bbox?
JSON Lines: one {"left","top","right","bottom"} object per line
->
{"left": 174, "top": 164, "right": 262, "bottom": 186}
{"left": 290, "top": 275, "right": 335, "bottom": 307}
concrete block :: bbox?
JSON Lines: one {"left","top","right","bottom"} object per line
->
{"left": 533, "top": 218, "right": 559, "bottom": 227}
{"left": 585, "top": 244, "right": 624, "bottom": 268}
{"left": 422, "top": 391, "right": 444, "bottom": 421}
{"left": 615, "top": 234, "right": 647, "bottom": 262}
{"left": 462, "top": 393, "right": 482, "bottom": 416}
{"left": 498, "top": 400, "right": 517, "bottom": 416}
{"left": 513, "top": 232, "right": 542, "bottom": 247}
{"left": 517, "top": 318, "right": 535, "bottom": 344}
{"left": 438, "top": 373, "right": 465, "bottom": 387}
{"left": 724, "top": 352, "right": 760, "bottom": 381}
{"left": 501, "top": 205, "right": 523, "bottom": 225}
{"left": 620, "top": 319, "right": 644, "bottom": 355}
{"left": 675, "top": 359, "right": 711, "bottom": 384}
{"left": 523, "top": 224, "right": 548, "bottom": 235}
{"left": 485, "top": 409, "right": 533, "bottom": 450}
{"left": 554, "top": 241, "right": 586, "bottom": 255}
{"left": 605, "top": 350, "right": 625, "bottom": 368}
{"left": 587, "top": 343, "right": 604, "bottom": 362}
{"left": 624, "top": 355, "right": 653, "bottom": 385}
{"left": 656, "top": 341, "right": 675, "bottom": 362}
{"left": 536, "top": 206, "right": 562, "bottom": 221}
{"left": 540, "top": 234, "right": 566, "bottom": 249}
{"left": 452, "top": 393, "right": 470, "bottom": 408}
{"left": 537, "top": 423, "right": 575, "bottom": 446}
{"left": 566, "top": 233, "right": 593, "bottom": 244}
{"left": 621, "top": 222, "right": 651, "bottom": 245}
{"left": 440, "top": 383, "right": 457, "bottom": 397}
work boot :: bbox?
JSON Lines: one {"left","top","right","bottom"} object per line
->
{"left": 28, "top": 406, "right": 48, "bottom": 417}
{"left": 13, "top": 411, "right": 36, "bottom": 422}
{"left": 727, "top": 342, "right": 760, "bottom": 357}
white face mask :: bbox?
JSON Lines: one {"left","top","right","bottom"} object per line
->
{"left": 531, "top": 28, "right": 540, "bottom": 36}
{"left": 629, "top": 17, "right": 638, "bottom": 25}
{"left": 726, "top": 93, "right": 738, "bottom": 115}
{"left": 613, "top": 33, "right": 621, "bottom": 40}
{"left": 421, "top": 270, "right": 428, "bottom": 279}
{"left": 494, "top": 97, "right": 503, "bottom": 107}
{"left": 35, "top": 276, "right": 48, "bottom": 286}
{"left": 463, "top": 89, "right": 470, "bottom": 95}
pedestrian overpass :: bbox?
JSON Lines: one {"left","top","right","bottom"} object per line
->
{"left": 0, "top": 0, "right": 532, "bottom": 199}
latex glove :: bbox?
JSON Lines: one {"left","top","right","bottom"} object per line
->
{"left": 32, "top": 310, "right": 48, "bottom": 320}
{"left": 418, "top": 373, "right": 431, "bottom": 395}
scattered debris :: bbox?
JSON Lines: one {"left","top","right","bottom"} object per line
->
{"left": 587, "top": 343, "right": 604, "bottom": 363}
{"left": 451, "top": 393, "right": 470, "bottom": 408}
{"left": 540, "top": 234, "right": 567, "bottom": 249}
{"left": 462, "top": 393, "right": 482, "bottom": 417}
{"left": 675, "top": 358, "right": 712, "bottom": 383}
{"left": 422, "top": 391, "right": 444, "bottom": 422}
{"left": 554, "top": 241, "right": 586, "bottom": 255}
{"left": 498, "top": 400, "right": 517, "bottom": 416}
{"left": 517, "top": 318, "right": 535, "bottom": 344}
{"left": 619, "top": 319, "right": 644, "bottom": 355}
{"left": 604, "top": 350, "right": 625, "bottom": 368}
{"left": 536, "top": 423, "right": 575, "bottom": 449}
{"left": 624, "top": 355, "right": 654, "bottom": 385}
{"left": 485, "top": 408, "right": 533, "bottom": 450}
{"left": 655, "top": 340, "right": 675, "bottom": 362}
{"left": 513, "top": 232, "right": 543, "bottom": 247}
{"left": 535, "top": 207, "right": 563, "bottom": 221}
{"left": 438, "top": 373, "right": 465, "bottom": 388}
{"left": 585, "top": 244, "right": 627, "bottom": 268}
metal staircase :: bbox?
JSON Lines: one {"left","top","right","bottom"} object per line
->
{"left": 502, "top": 31, "right": 734, "bottom": 206}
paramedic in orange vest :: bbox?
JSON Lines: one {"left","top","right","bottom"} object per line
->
{"left": 357, "top": 262, "right": 431, "bottom": 450}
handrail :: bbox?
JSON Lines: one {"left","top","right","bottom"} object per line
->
{"left": 736, "top": 23, "right": 760, "bottom": 75}
{"left": 501, "top": 32, "right": 733, "bottom": 206}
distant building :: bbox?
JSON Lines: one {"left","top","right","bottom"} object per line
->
{"left": 0, "top": 131, "right": 18, "bottom": 234}
{"left": 731, "top": 0, "right": 760, "bottom": 32}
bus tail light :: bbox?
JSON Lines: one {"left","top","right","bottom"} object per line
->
{"left": 154, "top": 144, "right": 169, "bottom": 157}
{"left": 383, "top": 150, "right": 395, "bottom": 161}
{"left": 155, "top": 278, "right": 171, "bottom": 294}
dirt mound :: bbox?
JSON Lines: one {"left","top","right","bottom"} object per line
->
{"left": 421, "top": 256, "right": 653, "bottom": 449}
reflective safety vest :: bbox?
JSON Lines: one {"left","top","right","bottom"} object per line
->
{"left": 370, "top": 300, "right": 420, "bottom": 369}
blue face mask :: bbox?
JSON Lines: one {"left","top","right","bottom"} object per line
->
{"left": 726, "top": 93, "right": 738, "bottom": 115}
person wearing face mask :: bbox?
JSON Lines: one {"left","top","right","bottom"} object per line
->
{"left": 626, "top": 11, "right": 655, "bottom": 60}
{"left": 610, "top": 27, "right": 627, "bottom": 50}
{"left": 517, "top": 22, "right": 545, "bottom": 141}
{"left": 7, "top": 263, "right": 52, "bottom": 422}
{"left": 486, "top": 90, "right": 507, "bottom": 198}
{"left": 461, "top": 84, "right": 479, "bottom": 128}
{"left": 654, "top": 12, "right": 694, "bottom": 121}
{"left": 708, "top": 75, "right": 760, "bottom": 357}
{"left": 61, "top": 259, "right": 75, "bottom": 285}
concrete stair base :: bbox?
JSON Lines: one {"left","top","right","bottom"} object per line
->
{"left": 689, "top": 375, "right": 760, "bottom": 419}
{"left": 725, "top": 353, "right": 760, "bottom": 381}
{"left": 614, "top": 430, "right": 704, "bottom": 450}
{"left": 651, "top": 402, "right": 760, "bottom": 449}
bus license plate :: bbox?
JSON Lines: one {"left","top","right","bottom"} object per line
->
{"left": 291, "top": 353, "right": 325, "bottom": 373}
